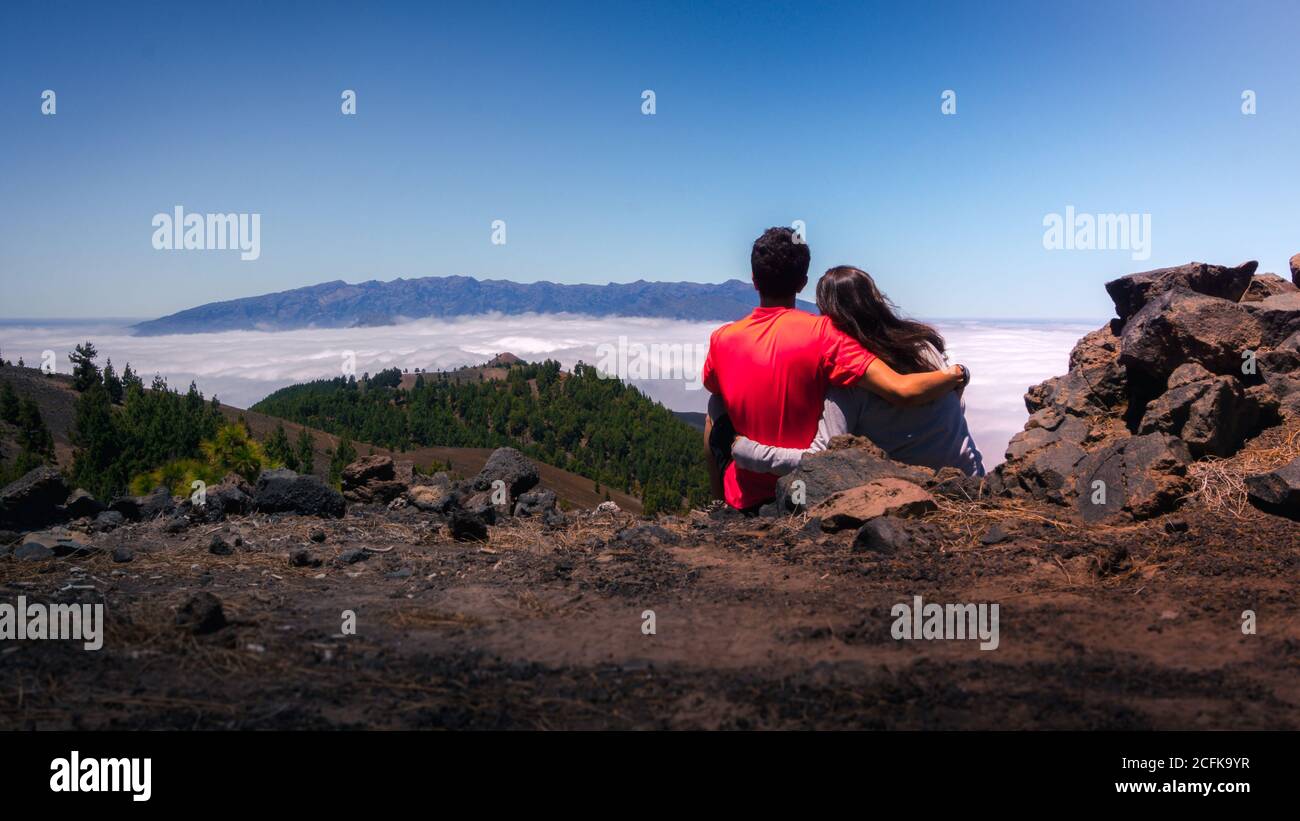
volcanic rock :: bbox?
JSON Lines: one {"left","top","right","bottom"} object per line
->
{"left": 810, "top": 478, "right": 937, "bottom": 532}
{"left": 852, "top": 516, "right": 911, "bottom": 553}
{"left": 473, "top": 447, "right": 540, "bottom": 498}
{"left": 176, "top": 592, "right": 227, "bottom": 634}
{"left": 1075, "top": 433, "right": 1192, "bottom": 523}
{"left": 0, "top": 466, "right": 70, "bottom": 529}
{"left": 253, "top": 469, "right": 346, "bottom": 518}
{"left": 1245, "top": 457, "right": 1300, "bottom": 519}
{"left": 1119, "top": 289, "right": 1263, "bottom": 382}
{"left": 1104, "top": 260, "right": 1256, "bottom": 323}
{"left": 1240, "top": 273, "right": 1298, "bottom": 302}
{"left": 64, "top": 489, "right": 104, "bottom": 519}
{"left": 774, "top": 438, "right": 930, "bottom": 511}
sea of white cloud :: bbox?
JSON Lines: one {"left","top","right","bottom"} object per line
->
{"left": 0, "top": 314, "right": 1097, "bottom": 466}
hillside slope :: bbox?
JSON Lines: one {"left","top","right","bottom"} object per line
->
{"left": 0, "top": 365, "right": 640, "bottom": 513}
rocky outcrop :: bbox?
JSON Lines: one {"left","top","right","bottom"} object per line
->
{"left": 253, "top": 469, "right": 346, "bottom": 518}
{"left": 1001, "top": 257, "right": 1299, "bottom": 521}
{"left": 1104, "top": 260, "right": 1256, "bottom": 323}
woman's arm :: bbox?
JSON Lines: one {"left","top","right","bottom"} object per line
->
{"left": 728, "top": 392, "right": 854, "bottom": 475}
{"left": 730, "top": 436, "right": 806, "bottom": 475}
{"left": 856, "top": 358, "right": 965, "bottom": 407}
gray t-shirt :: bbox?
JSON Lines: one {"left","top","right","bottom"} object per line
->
{"left": 722, "top": 346, "right": 984, "bottom": 477}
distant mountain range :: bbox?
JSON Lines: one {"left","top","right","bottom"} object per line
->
{"left": 131, "top": 276, "right": 818, "bottom": 335}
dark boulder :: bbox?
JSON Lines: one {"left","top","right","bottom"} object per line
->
{"left": 1291, "top": 253, "right": 1300, "bottom": 287}
{"left": 473, "top": 447, "right": 540, "bottom": 499}
{"left": 1075, "top": 433, "right": 1191, "bottom": 524}
{"left": 1119, "top": 288, "right": 1263, "bottom": 381}
{"left": 0, "top": 466, "right": 70, "bottom": 529}
{"left": 138, "top": 487, "right": 177, "bottom": 520}
{"left": 1245, "top": 457, "right": 1300, "bottom": 520}
{"left": 1001, "top": 413, "right": 1092, "bottom": 504}
{"left": 1257, "top": 332, "right": 1300, "bottom": 419}
{"left": 1137, "top": 367, "right": 1265, "bottom": 458}
{"left": 109, "top": 487, "right": 176, "bottom": 522}
{"left": 1104, "top": 260, "right": 1256, "bottom": 323}
{"left": 1241, "top": 291, "right": 1300, "bottom": 347}
{"left": 64, "top": 489, "right": 104, "bottom": 519}
{"left": 253, "top": 469, "right": 346, "bottom": 518}
{"left": 202, "top": 476, "right": 254, "bottom": 518}
{"left": 448, "top": 509, "right": 489, "bottom": 541}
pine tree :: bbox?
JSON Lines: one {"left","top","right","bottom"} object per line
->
{"left": 71, "top": 382, "right": 125, "bottom": 499}
{"left": 102, "top": 358, "right": 124, "bottom": 404}
{"left": 264, "top": 422, "right": 298, "bottom": 471}
{"left": 69, "top": 341, "right": 101, "bottom": 392}
{"left": 121, "top": 362, "right": 143, "bottom": 393}
{"left": 0, "top": 381, "right": 19, "bottom": 424}
{"left": 329, "top": 435, "right": 357, "bottom": 486}
{"left": 295, "top": 428, "right": 315, "bottom": 474}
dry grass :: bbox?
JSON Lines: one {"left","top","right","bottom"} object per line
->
{"left": 1187, "top": 420, "right": 1300, "bottom": 518}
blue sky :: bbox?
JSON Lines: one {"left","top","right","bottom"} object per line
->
{"left": 1, "top": 0, "right": 1298, "bottom": 320}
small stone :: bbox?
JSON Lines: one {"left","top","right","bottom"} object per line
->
{"left": 979, "top": 525, "right": 1011, "bottom": 545}
{"left": 309, "top": 529, "right": 327, "bottom": 543}
{"left": 852, "top": 516, "right": 911, "bottom": 554}
{"left": 176, "top": 592, "right": 227, "bottom": 634}
{"left": 448, "top": 509, "right": 489, "bottom": 541}
{"left": 335, "top": 548, "right": 369, "bottom": 565}
{"left": 385, "top": 568, "right": 414, "bottom": 579}
{"left": 288, "top": 548, "right": 322, "bottom": 568}
{"left": 15, "top": 541, "right": 55, "bottom": 561}
{"left": 111, "top": 547, "right": 134, "bottom": 563}
{"left": 208, "top": 535, "right": 233, "bottom": 555}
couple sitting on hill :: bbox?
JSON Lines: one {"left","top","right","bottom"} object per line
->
{"left": 703, "top": 227, "right": 984, "bottom": 511}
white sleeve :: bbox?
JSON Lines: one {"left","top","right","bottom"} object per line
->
{"left": 731, "top": 436, "right": 806, "bottom": 476}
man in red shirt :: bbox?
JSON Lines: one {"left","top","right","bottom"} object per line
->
{"left": 702, "top": 227, "right": 965, "bottom": 510}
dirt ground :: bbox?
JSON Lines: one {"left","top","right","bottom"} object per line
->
{"left": 3, "top": 486, "right": 1298, "bottom": 731}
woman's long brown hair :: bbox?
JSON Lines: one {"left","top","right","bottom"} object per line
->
{"left": 816, "top": 266, "right": 946, "bottom": 374}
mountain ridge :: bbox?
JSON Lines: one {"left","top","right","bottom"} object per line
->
{"left": 131, "top": 275, "right": 819, "bottom": 335}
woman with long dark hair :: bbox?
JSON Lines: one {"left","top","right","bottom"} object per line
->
{"left": 724, "top": 265, "right": 984, "bottom": 476}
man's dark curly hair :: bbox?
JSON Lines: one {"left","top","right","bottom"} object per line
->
{"left": 750, "top": 226, "right": 810, "bottom": 299}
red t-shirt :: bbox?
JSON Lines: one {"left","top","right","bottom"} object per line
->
{"left": 701, "top": 306, "right": 877, "bottom": 509}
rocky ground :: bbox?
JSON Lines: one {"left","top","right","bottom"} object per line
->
{"left": 2, "top": 258, "right": 1300, "bottom": 730}
{"left": 0, "top": 424, "right": 1297, "bottom": 730}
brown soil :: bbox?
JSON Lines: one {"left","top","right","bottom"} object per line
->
{"left": 3, "top": 488, "right": 1297, "bottom": 730}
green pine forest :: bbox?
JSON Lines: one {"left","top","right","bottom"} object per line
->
{"left": 252, "top": 360, "right": 711, "bottom": 514}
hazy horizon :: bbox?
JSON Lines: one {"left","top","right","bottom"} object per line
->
{"left": 0, "top": 314, "right": 1097, "bottom": 466}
